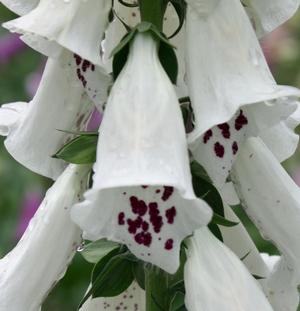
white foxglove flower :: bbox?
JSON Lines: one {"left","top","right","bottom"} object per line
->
{"left": 263, "top": 256, "right": 300, "bottom": 311}
{"left": 0, "top": 164, "right": 90, "bottom": 311}
{"left": 184, "top": 227, "right": 273, "bottom": 311}
{"left": 243, "top": 0, "right": 300, "bottom": 38}
{"left": 221, "top": 206, "right": 299, "bottom": 311}
{"left": 232, "top": 137, "right": 300, "bottom": 287}
{"left": 80, "top": 282, "right": 145, "bottom": 311}
{"left": 0, "top": 54, "right": 97, "bottom": 179}
{"left": 71, "top": 33, "right": 212, "bottom": 274}
{"left": 3, "top": 0, "right": 111, "bottom": 67}
{"left": 1, "top": 0, "right": 38, "bottom": 15}
{"left": 185, "top": 0, "right": 300, "bottom": 187}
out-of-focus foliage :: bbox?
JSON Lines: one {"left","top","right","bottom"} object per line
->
{"left": 0, "top": 3, "right": 300, "bottom": 310}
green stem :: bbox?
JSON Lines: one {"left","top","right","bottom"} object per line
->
{"left": 145, "top": 267, "right": 168, "bottom": 311}
{"left": 139, "top": 0, "right": 167, "bottom": 31}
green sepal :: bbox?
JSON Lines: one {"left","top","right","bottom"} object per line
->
{"left": 168, "top": 0, "right": 187, "bottom": 39}
{"left": 52, "top": 134, "right": 98, "bottom": 164}
{"left": 212, "top": 213, "right": 239, "bottom": 227}
{"left": 80, "top": 239, "right": 120, "bottom": 263}
{"left": 191, "top": 164, "right": 224, "bottom": 217}
{"left": 208, "top": 223, "right": 223, "bottom": 242}
{"left": 111, "top": 21, "right": 178, "bottom": 84}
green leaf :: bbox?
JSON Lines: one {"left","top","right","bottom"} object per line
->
{"left": 53, "top": 135, "right": 97, "bottom": 164}
{"left": 132, "top": 260, "right": 146, "bottom": 290}
{"left": 78, "top": 247, "right": 122, "bottom": 308}
{"left": 191, "top": 161, "right": 212, "bottom": 183}
{"left": 169, "top": 0, "right": 187, "bottom": 39}
{"left": 208, "top": 223, "right": 223, "bottom": 242}
{"left": 80, "top": 239, "right": 120, "bottom": 263}
{"left": 91, "top": 254, "right": 134, "bottom": 298}
{"left": 253, "top": 274, "right": 266, "bottom": 280}
{"left": 158, "top": 40, "right": 178, "bottom": 84}
{"left": 212, "top": 213, "right": 239, "bottom": 227}
{"left": 169, "top": 292, "right": 185, "bottom": 311}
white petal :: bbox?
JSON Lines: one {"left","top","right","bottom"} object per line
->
{"left": 184, "top": 227, "right": 273, "bottom": 311}
{"left": 244, "top": 0, "right": 300, "bottom": 38}
{"left": 3, "top": 0, "right": 111, "bottom": 66}
{"left": 0, "top": 164, "right": 90, "bottom": 311}
{"left": 232, "top": 137, "right": 300, "bottom": 280}
{"left": 189, "top": 96, "right": 298, "bottom": 187}
{"left": 72, "top": 33, "right": 212, "bottom": 274}
{"left": 2, "top": 55, "right": 94, "bottom": 180}
{"left": 185, "top": 0, "right": 221, "bottom": 18}
{"left": 221, "top": 205, "right": 269, "bottom": 278}
{"left": 1, "top": 0, "right": 38, "bottom": 15}
{"left": 264, "top": 257, "right": 300, "bottom": 311}
{"left": 0, "top": 102, "right": 28, "bottom": 136}
{"left": 185, "top": 0, "right": 300, "bottom": 140}
{"left": 260, "top": 101, "right": 300, "bottom": 162}
{"left": 80, "top": 282, "right": 145, "bottom": 311}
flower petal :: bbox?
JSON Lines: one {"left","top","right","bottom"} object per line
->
{"left": 263, "top": 257, "right": 300, "bottom": 311}
{"left": 0, "top": 101, "right": 28, "bottom": 136}
{"left": 71, "top": 33, "right": 212, "bottom": 274}
{"left": 79, "top": 282, "right": 145, "bottom": 311}
{"left": 1, "top": 0, "right": 38, "bottom": 15}
{"left": 244, "top": 0, "right": 300, "bottom": 37}
{"left": 232, "top": 137, "right": 300, "bottom": 281}
{"left": 184, "top": 227, "right": 273, "bottom": 311}
{"left": 185, "top": 0, "right": 300, "bottom": 140}
{"left": 260, "top": 101, "right": 300, "bottom": 162}
{"left": 2, "top": 55, "right": 94, "bottom": 179}
{"left": 189, "top": 97, "right": 298, "bottom": 187}
{"left": 3, "top": 0, "right": 111, "bottom": 66}
{"left": 0, "top": 164, "right": 90, "bottom": 311}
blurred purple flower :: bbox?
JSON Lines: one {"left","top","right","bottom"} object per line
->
{"left": 87, "top": 108, "right": 103, "bottom": 131}
{"left": 25, "top": 71, "right": 43, "bottom": 97}
{"left": 15, "top": 191, "right": 43, "bottom": 239}
{"left": 292, "top": 168, "right": 300, "bottom": 187}
{"left": 0, "top": 33, "right": 25, "bottom": 64}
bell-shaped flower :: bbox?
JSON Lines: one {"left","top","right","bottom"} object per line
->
{"left": 221, "top": 205, "right": 299, "bottom": 310}
{"left": 0, "top": 164, "right": 90, "bottom": 311}
{"left": 1, "top": 0, "right": 38, "bottom": 15}
{"left": 3, "top": 0, "right": 111, "bottom": 67}
{"left": 185, "top": 0, "right": 300, "bottom": 187}
{"left": 243, "top": 0, "right": 300, "bottom": 37}
{"left": 232, "top": 137, "right": 300, "bottom": 289}
{"left": 184, "top": 227, "right": 273, "bottom": 311}
{"left": 0, "top": 53, "right": 104, "bottom": 179}
{"left": 263, "top": 256, "right": 300, "bottom": 311}
{"left": 79, "top": 282, "right": 145, "bottom": 311}
{"left": 71, "top": 33, "right": 212, "bottom": 274}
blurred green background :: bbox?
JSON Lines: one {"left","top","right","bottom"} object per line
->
{"left": 0, "top": 4, "right": 300, "bottom": 311}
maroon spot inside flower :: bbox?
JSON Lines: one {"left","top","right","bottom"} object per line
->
{"left": 142, "top": 221, "right": 149, "bottom": 231}
{"left": 134, "top": 232, "right": 152, "bottom": 247}
{"left": 165, "top": 206, "right": 177, "bottom": 224}
{"left": 203, "top": 129, "right": 213, "bottom": 144}
{"left": 141, "top": 185, "right": 148, "bottom": 189}
{"left": 232, "top": 141, "right": 238, "bottom": 155}
{"left": 149, "top": 202, "right": 163, "bottom": 233}
{"left": 130, "top": 196, "right": 148, "bottom": 216}
{"left": 165, "top": 239, "right": 174, "bottom": 250}
{"left": 82, "top": 59, "right": 91, "bottom": 72}
{"left": 235, "top": 110, "right": 248, "bottom": 131}
{"left": 118, "top": 212, "right": 125, "bottom": 225}
{"left": 73, "top": 54, "right": 82, "bottom": 66}
{"left": 214, "top": 142, "right": 225, "bottom": 158}
{"left": 156, "top": 189, "right": 161, "bottom": 193}
{"left": 162, "top": 186, "right": 174, "bottom": 201}
{"left": 217, "top": 123, "right": 230, "bottom": 139}
{"left": 91, "top": 64, "right": 95, "bottom": 71}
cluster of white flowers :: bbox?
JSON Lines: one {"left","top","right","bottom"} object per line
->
{"left": 0, "top": 0, "right": 300, "bottom": 310}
